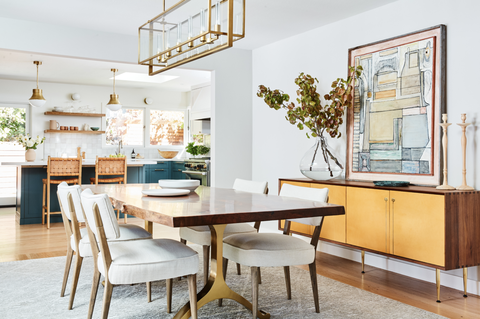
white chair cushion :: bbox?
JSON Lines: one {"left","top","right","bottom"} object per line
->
{"left": 81, "top": 189, "right": 120, "bottom": 240}
{"left": 179, "top": 223, "right": 257, "bottom": 246}
{"left": 233, "top": 179, "right": 268, "bottom": 194}
{"left": 57, "top": 182, "right": 84, "bottom": 222}
{"left": 71, "top": 224, "right": 152, "bottom": 258}
{"left": 223, "top": 233, "right": 315, "bottom": 267}
{"left": 280, "top": 184, "right": 329, "bottom": 226}
{"left": 98, "top": 239, "right": 199, "bottom": 285}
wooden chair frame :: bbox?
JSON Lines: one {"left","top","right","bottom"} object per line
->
{"left": 42, "top": 157, "right": 82, "bottom": 228}
{"left": 90, "top": 156, "right": 128, "bottom": 222}
{"left": 84, "top": 202, "right": 198, "bottom": 319}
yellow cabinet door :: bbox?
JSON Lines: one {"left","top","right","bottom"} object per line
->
{"left": 279, "top": 181, "right": 313, "bottom": 235}
{"left": 312, "top": 184, "right": 346, "bottom": 243}
{"left": 346, "top": 187, "right": 389, "bottom": 253}
{"left": 390, "top": 191, "right": 445, "bottom": 266}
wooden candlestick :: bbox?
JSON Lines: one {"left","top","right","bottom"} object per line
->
{"left": 456, "top": 113, "right": 474, "bottom": 190}
{"left": 437, "top": 114, "right": 455, "bottom": 189}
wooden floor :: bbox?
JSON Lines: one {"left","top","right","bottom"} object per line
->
{"left": 1, "top": 207, "right": 479, "bottom": 319}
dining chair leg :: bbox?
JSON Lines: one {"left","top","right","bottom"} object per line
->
{"left": 251, "top": 267, "right": 259, "bottom": 319}
{"left": 203, "top": 245, "right": 210, "bottom": 285}
{"left": 187, "top": 274, "right": 198, "bottom": 319}
{"left": 308, "top": 262, "right": 320, "bottom": 313}
{"left": 284, "top": 266, "right": 292, "bottom": 300}
{"left": 177, "top": 239, "right": 188, "bottom": 281}
{"left": 236, "top": 262, "right": 242, "bottom": 275}
{"left": 68, "top": 255, "right": 83, "bottom": 310}
{"left": 147, "top": 282, "right": 151, "bottom": 303}
{"left": 61, "top": 247, "right": 74, "bottom": 297}
{"left": 101, "top": 280, "right": 114, "bottom": 319}
{"left": 124, "top": 211, "right": 127, "bottom": 224}
{"left": 166, "top": 278, "right": 172, "bottom": 313}
{"left": 218, "top": 257, "right": 229, "bottom": 306}
{"left": 88, "top": 268, "right": 101, "bottom": 319}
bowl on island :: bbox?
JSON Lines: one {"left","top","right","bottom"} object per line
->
{"left": 158, "top": 150, "right": 179, "bottom": 159}
{"left": 158, "top": 179, "right": 200, "bottom": 192}
{"left": 90, "top": 127, "right": 99, "bottom": 131}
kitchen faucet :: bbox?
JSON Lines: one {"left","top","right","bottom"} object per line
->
{"left": 117, "top": 140, "right": 123, "bottom": 155}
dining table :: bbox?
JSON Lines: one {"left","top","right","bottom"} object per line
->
{"left": 82, "top": 183, "right": 345, "bottom": 319}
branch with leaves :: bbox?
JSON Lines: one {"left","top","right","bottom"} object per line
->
{"left": 257, "top": 66, "right": 363, "bottom": 176}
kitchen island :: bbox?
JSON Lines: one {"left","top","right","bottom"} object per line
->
{"left": 2, "top": 159, "right": 185, "bottom": 225}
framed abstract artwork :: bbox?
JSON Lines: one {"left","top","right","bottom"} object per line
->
{"left": 346, "top": 25, "right": 446, "bottom": 186}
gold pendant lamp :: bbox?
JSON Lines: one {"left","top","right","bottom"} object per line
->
{"left": 106, "top": 68, "right": 122, "bottom": 111}
{"left": 29, "top": 61, "right": 46, "bottom": 107}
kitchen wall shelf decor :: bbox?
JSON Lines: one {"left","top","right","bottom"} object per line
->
{"left": 44, "top": 130, "right": 105, "bottom": 134}
{"left": 138, "top": 0, "right": 245, "bottom": 75}
{"left": 346, "top": 25, "right": 446, "bottom": 186}
{"left": 44, "top": 112, "right": 105, "bottom": 117}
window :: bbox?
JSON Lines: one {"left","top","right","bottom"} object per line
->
{"left": 105, "top": 108, "right": 186, "bottom": 148}
{"left": 106, "top": 108, "right": 144, "bottom": 146}
{"left": 150, "top": 110, "right": 184, "bottom": 146}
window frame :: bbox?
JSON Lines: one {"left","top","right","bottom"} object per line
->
{"left": 103, "top": 106, "right": 188, "bottom": 150}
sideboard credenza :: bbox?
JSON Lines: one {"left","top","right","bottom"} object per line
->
{"left": 279, "top": 178, "right": 480, "bottom": 302}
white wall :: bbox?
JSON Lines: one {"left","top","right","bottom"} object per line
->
{"left": 185, "top": 48, "right": 253, "bottom": 188}
{"left": 252, "top": 0, "right": 480, "bottom": 295}
{"left": 0, "top": 78, "right": 188, "bottom": 159}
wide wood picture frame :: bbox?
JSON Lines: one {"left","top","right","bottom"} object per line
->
{"left": 346, "top": 25, "right": 446, "bottom": 186}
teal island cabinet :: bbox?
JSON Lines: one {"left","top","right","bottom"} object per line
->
{"left": 10, "top": 160, "right": 157, "bottom": 225}
{"left": 10, "top": 159, "right": 186, "bottom": 225}
{"left": 144, "top": 161, "right": 186, "bottom": 183}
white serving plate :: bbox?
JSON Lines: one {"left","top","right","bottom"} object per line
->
{"left": 141, "top": 189, "right": 190, "bottom": 197}
{"left": 158, "top": 179, "right": 200, "bottom": 192}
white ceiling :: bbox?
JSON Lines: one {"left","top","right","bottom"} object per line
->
{"left": 0, "top": 0, "right": 397, "bottom": 90}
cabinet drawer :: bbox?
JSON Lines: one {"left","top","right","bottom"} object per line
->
{"left": 313, "top": 184, "right": 346, "bottom": 243}
{"left": 172, "top": 171, "right": 186, "bottom": 180}
{"left": 172, "top": 161, "right": 185, "bottom": 170}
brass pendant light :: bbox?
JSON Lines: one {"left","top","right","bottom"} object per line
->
{"left": 29, "top": 61, "right": 46, "bottom": 107}
{"left": 106, "top": 68, "right": 122, "bottom": 111}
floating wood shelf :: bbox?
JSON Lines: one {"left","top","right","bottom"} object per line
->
{"left": 44, "top": 112, "right": 105, "bottom": 117}
{"left": 44, "top": 130, "right": 105, "bottom": 134}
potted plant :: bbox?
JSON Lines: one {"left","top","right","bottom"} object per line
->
{"left": 257, "top": 66, "right": 362, "bottom": 180}
{"left": 186, "top": 142, "right": 210, "bottom": 158}
{"left": 16, "top": 133, "right": 45, "bottom": 162}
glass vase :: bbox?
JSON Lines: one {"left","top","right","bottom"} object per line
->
{"left": 299, "top": 135, "right": 343, "bottom": 180}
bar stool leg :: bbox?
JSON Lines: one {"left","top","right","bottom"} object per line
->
{"left": 42, "top": 182, "right": 46, "bottom": 225}
{"left": 47, "top": 183, "right": 51, "bottom": 229}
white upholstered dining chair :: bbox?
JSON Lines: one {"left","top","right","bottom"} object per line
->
{"left": 222, "top": 183, "right": 329, "bottom": 317}
{"left": 80, "top": 189, "right": 199, "bottom": 319}
{"left": 179, "top": 178, "right": 268, "bottom": 284}
{"left": 57, "top": 182, "right": 152, "bottom": 310}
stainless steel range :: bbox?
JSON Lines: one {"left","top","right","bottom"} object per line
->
{"left": 182, "top": 158, "right": 211, "bottom": 186}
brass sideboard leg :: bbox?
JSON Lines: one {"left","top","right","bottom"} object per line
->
{"left": 463, "top": 267, "right": 468, "bottom": 298}
{"left": 361, "top": 251, "right": 365, "bottom": 274}
{"left": 436, "top": 269, "right": 441, "bottom": 303}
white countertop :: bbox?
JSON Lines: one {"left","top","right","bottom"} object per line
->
{"left": 0, "top": 158, "right": 179, "bottom": 167}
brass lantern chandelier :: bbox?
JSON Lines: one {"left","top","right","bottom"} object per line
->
{"left": 106, "top": 68, "right": 122, "bottom": 111}
{"left": 29, "top": 61, "right": 46, "bottom": 107}
{"left": 138, "top": 0, "right": 245, "bottom": 75}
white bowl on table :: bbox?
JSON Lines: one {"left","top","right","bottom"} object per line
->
{"left": 158, "top": 179, "right": 200, "bottom": 192}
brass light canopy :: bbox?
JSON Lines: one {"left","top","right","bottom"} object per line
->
{"left": 106, "top": 68, "right": 122, "bottom": 111}
{"left": 138, "top": 0, "right": 245, "bottom": 76}
{"left": 29, "top": 61, "right": 46, "bottom": 107}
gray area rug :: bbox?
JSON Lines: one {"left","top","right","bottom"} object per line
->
{"left": 0, "top": 246, "right": 446, "bottom": 319}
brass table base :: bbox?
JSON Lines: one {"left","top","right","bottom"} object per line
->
{"left": 172, "top": 224, "right": 270, "bottom": 319}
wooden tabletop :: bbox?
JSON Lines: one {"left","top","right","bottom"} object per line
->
{"left": 82, "top": 184, "right": 345, "bottom": 228}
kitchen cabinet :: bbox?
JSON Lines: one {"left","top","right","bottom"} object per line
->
{"left": 144, "top": 161, "right": 186, "bottom": 183}
{"left": 278, "top": 177, "right": 480, "bottom": 301}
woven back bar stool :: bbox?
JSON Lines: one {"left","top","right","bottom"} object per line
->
{"left": 42, "top": 156, "right": 82, "bottom": 229}
{"left": 90, "top": 156, "right": 127, "bottom": 222}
